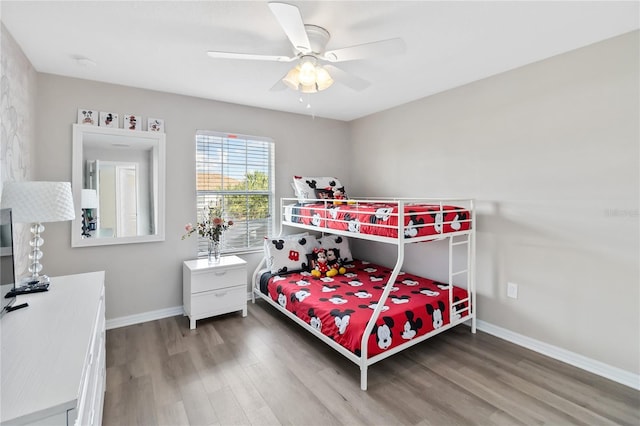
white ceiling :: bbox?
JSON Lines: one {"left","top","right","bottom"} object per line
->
{"left": 2, "top": 1, "right": 638, "bottom": 122}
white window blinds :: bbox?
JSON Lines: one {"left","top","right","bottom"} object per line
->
{"left": 195, "top": 131, "right": 274, "bottom": 254}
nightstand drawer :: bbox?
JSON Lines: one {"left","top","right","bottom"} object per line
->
{"left": 191, "top": 286, "right": 246, "bottom": 316}
{"left": 190, "top": 266, "right": 245, "bottom": 293}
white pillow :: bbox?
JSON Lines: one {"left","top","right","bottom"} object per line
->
{"left": 264, "top": 234, "right": 318, "bottom": 274}
{"left": 299, "top": 234, "right": 320, "bottom": 253}
{"left": 282, "top": 232, "right": 319, "bottom": 253}
{"left": 292, "top": 176, "right": 348, "bottom": 202}
{"left": 282, "top": 232, "right": 308, "bottom": 240}
{"left": 317, "top": 234, "right": 353, "bottom": 263}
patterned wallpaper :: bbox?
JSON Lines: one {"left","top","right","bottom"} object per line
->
{"left": 1, "top": 23, "right": 37, "bottom": 278}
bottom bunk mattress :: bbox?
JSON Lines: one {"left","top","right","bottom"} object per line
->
{"left": 260, "top": 259, "right": 470, "bottom": 357}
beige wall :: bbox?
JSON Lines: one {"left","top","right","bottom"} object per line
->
{"left": 348, "top": 31, "right": 639, "bottom": 374}
{"left": 34, "top": 74, "right": 350, "bottom": 320}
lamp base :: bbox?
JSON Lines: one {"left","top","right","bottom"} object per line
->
{"left": 20, "top": 274, "right": 50, "bottom": 287}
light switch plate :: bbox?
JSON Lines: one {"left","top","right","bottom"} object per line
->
{"left": 507, "top": 282, "right": 518, "bottom": 299}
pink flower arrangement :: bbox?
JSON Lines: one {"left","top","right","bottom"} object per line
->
{"left": 182, "top": 204, "right": 233, "bottom": 243}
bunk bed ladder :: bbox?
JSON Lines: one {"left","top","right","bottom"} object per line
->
{"left": 448, "top": 231, "right": 475, "bottom": 332}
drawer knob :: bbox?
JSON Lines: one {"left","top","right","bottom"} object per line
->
{"left": 216, "top": 292, "right": 227, "bottom": 297}
{"left": 215, "top": 271, "right": 227, "bottom": 276}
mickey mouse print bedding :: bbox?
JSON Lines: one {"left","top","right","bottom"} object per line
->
{"left": 286, "top": 201, "right": 471, "bottom": 239}
{"left": 259, "top": 259, "right": 470, "bottom": 357}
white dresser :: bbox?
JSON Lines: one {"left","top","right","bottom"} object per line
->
{"left": 183, "top": 256, "right": 247, "bottom": 329}
{"left": 0, "top": 271, "right": 106, "bottom": 426}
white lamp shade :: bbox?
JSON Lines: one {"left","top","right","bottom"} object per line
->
{"left": 1, "top": 181, "right": 76, "bottom": 223}
{"left": 81, "top": 189, "right": 99, "bottom": 209}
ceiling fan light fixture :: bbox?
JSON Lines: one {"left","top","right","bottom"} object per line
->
{"left": 282, "top": 58, "right": 334, "bottom": 93}
{"left": 315, "top": 66, "right": 334, "bottom": 91}
{"left": 282, "top": 65, "right": 301, "bottom": 90}
{"left": 298, "top": 58, "right": 317, "bottom": 86}
{"left": 300, "top": 83, "right": 317, "bottom": 94}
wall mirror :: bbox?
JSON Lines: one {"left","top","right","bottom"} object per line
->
{"left": 71, "top": 124, "right": 166, "bottom": 247}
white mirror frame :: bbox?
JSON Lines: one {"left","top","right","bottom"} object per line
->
{"left": 71, "top": 124, "right": 166, "bottom": 247}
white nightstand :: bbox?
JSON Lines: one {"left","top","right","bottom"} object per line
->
{"left": 183, "top": 255, "right": 248, "bottom": 329}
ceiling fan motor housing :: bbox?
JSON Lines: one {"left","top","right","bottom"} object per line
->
{"left": 302, "top": 25, "right": 330, "bottom": 56}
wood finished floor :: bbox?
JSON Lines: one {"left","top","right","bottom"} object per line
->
{"left": 104, "top": 301, "right": 640, "bottom": 426}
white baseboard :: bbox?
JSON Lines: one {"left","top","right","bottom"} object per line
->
{"left": 106, "top": 305, "right": 184, "bottom": 330}
{"left": 105, "top": 303, "right": 639, "bottom": 390}
{"left": 476, "top": 320, "right": 640, "bottom": 391}
{"left": 105, "top": 293, "right": 255, "bottom": 330}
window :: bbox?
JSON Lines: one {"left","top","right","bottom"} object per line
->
{"left": 195, "top": 131, "right": 274, "bottom": 255}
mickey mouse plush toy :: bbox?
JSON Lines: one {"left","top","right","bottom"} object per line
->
{"left": 312, "top": 247, "right": 347, "bottom": 278}
{"left": 311, "top": 248, "right": 331, "bottom": 278}
{"left": 332, "top": 186, "right": 347, "bottom": 204}
{"left": 326, "top": 248, "right": 346, "bottom": 276}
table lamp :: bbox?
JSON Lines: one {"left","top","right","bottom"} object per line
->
{"left": 81, "top": 189, "right": 98, "bottom": 237}
{"left": 1, "top": 181, "right": 75, "bottom": 285}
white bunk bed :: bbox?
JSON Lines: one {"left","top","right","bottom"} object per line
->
{"left": 252, "top": 196, "right": 476, "bottom": 390}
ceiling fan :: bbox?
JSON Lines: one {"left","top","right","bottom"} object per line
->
{"left": 206, "top": 2, "right": 406, "bottom": 93}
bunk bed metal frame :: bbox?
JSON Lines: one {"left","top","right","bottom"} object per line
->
{"left": 252, "top": 197, "right": 476, "bottom": 390}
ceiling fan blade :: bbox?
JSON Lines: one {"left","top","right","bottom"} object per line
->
{"left": 207, "top": 51, "right": 295, "bottom": 62}
{"left": 268, "top": 2, "right": 311, "bottom": 53}
{"left": 324, "top": 65, "right": 370, "bottom": 91}
{"left": 269, "top": 77, "right": 288, "bottom": 91}
{"left": 324, "top": 38, "right": 406, "bottom": 62}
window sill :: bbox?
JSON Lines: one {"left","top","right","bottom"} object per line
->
{"left": 197, "top": 247, "right": 263, "bottom": 259}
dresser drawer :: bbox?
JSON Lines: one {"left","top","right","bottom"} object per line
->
{"left": 76, "top": 287, "right": 105, "bottom": 426}
{"left": 191, "top": 285, "right": 246, "bottom": 317}
{"left": 190, "top": 266, "right": 245, "bottom": 293}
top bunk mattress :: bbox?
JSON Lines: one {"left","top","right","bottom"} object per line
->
{"left": 283, "top": 200, "right": 471, "bottom": 239}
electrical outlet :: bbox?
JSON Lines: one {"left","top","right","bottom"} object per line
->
{"left": 507, "top": 282, "right": 518, "bottom": 299}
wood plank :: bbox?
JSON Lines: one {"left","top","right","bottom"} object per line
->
{"left": 165, "top": 350, "right": 219, "bottom": 425}
{"left": 155, "top": 400, "right": 190, "bottom": 426}
{"left": 103, "top": 375, "right": 157, "bottom": 426}
{"left": 102, "top": 302, "right": 640, "bottom": 426}
{"left": 442, "top": 329, "right": 640, "bottom": 425}
{"left": 207, "top": 387, "right": 251, "bottom": 425}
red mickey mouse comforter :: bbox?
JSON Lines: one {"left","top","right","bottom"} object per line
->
{"left": 261, "top": 260, "right": 469, "bottom": 357}
{"left": 286, "top": 202, "right": 471, "bottom": 238}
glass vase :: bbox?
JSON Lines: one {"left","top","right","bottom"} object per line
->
{"left": 208, "top": 239, "right": 221, "bottom": 263}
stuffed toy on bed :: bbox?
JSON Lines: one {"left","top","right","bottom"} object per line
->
{"left": 307, "top": 247, "right": 339, "bottom": 278}
{"left": 326, "top": 247, "right": 346, "bottom": 276}
{"left": 331, "top": 186, "right": 347, "bottom": 205}
{"left": 311, "top": 248, "right": 330, "bottom": 278}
